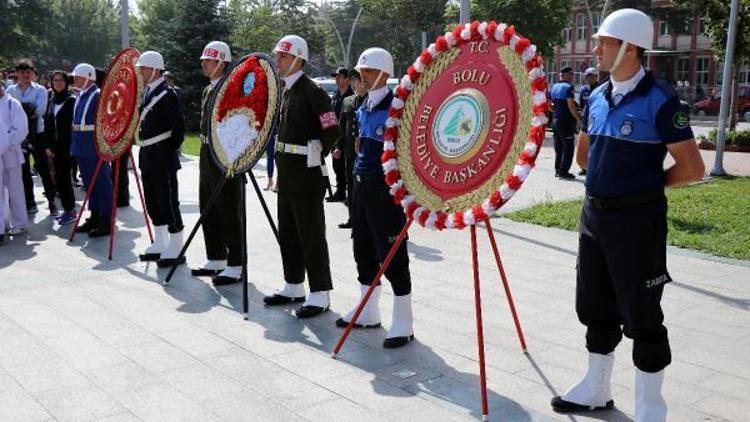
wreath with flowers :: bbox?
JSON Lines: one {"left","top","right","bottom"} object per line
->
{"left": 381, "top": 21, "right": 549, "bottom": 230}
{"left": 209, "top": 53, "right": 280, "bottom": 177}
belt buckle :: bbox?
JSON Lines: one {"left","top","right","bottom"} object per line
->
{"left": 355, "top": 175, "right": 362, "bottom": 183}
{"left": 290, "top": 144, "right": 297, "bottom": 154}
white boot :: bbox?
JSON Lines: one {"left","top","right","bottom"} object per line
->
{"left": 303, "top": 291, "right": 330, "bottom": 309}
{"left": 202, "top": 259, "right": 226, "bottom": 271}
{"left": 340, "top": 284, "right": 382, "bottom": 327}
{"left": 278, "top": 282, "right": 306, "bottom": 299}
{"left": 635, "top": 369, "right": 667, "bottom": 422}
{"left": 553, "top": 353, "right": 615, "bottom": 411}
{"left": 384, "top": 294, "right": 414, "bottom": 348}
{"left": 217, "top": 266, "right": 242, "bottom": 279}
{"left": 143, "top": 225, "right": 168, "bottom": 255}
{"left": 160, "top": 230, "right": 183, "bottom": 259}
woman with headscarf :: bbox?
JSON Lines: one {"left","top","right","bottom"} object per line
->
{"left": 43, "top": 70, "right": 76, "bottom": 224}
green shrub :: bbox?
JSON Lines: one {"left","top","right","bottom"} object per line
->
{"left": 697, "top": 128, "right": 750, "bottom": 146}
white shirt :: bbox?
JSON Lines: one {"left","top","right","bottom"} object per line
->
{"left": 283, "top": 70, "right": 304, "bottom": 91}
{"left": 0, "top": 94, "right": 29, "bottom": 168}
{"left": 144, "top": 77, "right": 165, "bottom": 99}
{"left": 611, "top": 66, "right": 646, "bottom": 104}
{"left": 366, "top": 86, "right": 390, "bottom": 111}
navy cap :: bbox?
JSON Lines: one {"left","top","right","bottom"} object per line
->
{"left": 331, "top": 67, "right": 349, "bottom": 77}
{"left": 560, "top": 66, "right": 573, "bottom": 74}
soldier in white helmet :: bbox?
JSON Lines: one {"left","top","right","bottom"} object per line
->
{"left": 134, "top": 51, "right": 186, "bottom": 268}
{"left": 189, "top": 41, "right": 246, "bottom": 286}
{"left": 262, "top": 35, "right": 342, "bottom": 319}
{"left": 334, "top": 47, "right": 414, "bottom": 348}
{"left": 70, "top": 63, "right": 114, "bottom": 238}
{"left": 552, "top": 9, "right": 705, "bottom": 421}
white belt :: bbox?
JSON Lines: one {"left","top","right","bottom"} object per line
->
{"left": 139, "top": 130, "right": 172, "bottom": 147}
{"left": 72, "top": 124, "right": 95, "bottom": 132}
{"left": 276, "top": 141, "right": 309, "bottom": 155}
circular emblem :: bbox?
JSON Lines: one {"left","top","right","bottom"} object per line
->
{"left": 432, "top": 89, "right": 489, "bottom": 163}
{"left": 673, "top": 111, "right": 689, "bottom": 129}
{"left": 620, "top": 120, "right": 633, "bottom": 136}
{"left": 95, "top": 48, "right": 142, "bottom": 161}
{"left": 208, "top": 53, "right": 281, "bottom": 176}
{"left": 376, "top": 125, "right": 385, "bottom": 137}
{"left": 382, "top": 22, "right": 549, "bottom": 230}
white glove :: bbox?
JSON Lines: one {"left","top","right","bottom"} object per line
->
{"left": 307, "top": 139, "right": 322, "bottom": 168}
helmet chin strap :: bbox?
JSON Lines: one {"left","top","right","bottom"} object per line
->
{"left": 369, "top": 71, "right": 385, "bottom": 92}
{"left": 608, "top": 41, "right": 630, "bottom": 75}
{"left": 283, "top": 56, "right": 301, "bottom": 78}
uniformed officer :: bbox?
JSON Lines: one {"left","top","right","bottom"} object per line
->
{"left": 189, "top": 41, "right": 246, "bottom": 286}
{"left": 134, "top": 51, "right": 186, "bottom": 268}
{"left": 263, "top": 35, "right": 342, "bottom": 318}
{"left": 326, "top": 67, "right": 353, "bottom": 203}
{"left": 550, "top": 10, "right": 705, "bottom": 421}
{"left": 576, "top": 67, "right": 599, "bottom": 176}
{"left": 71, "top": 63, "right": 114, "bottom": 238}
{"left": 334, "top": 48, "right": 414, "bottom": 349}
{"left": 549, "top": 66, "right": 580, "bottom": 180}
{"left": 333, "top": 69, "right": 367, "bottom": 229}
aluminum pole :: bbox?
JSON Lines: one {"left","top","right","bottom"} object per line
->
{"left": 712, "top": 0, "right": 740, "bottom": 176}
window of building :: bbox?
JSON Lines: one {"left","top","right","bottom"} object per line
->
{"left": 547, "top": 60, "right": 557, "bottom": 84}
{"left": 562, "top": 26, "right": 571, "bottom": 42}
{"left": 695, "top": 57, "right": 710, "bottom": 86}
{"left": 577, "top": 14, "right": 586, "bottom": 40}
{"left": 740, "top": 60, "right": 750, "bottom": 84}
{"left": 679, "top": 17, "right": 692, "bottom": 35}
{"left": 676, "top": 58, "right": 690, "bottom": 83}
{"left": 716, "top": 60, "right": 724, "bottom": 86}
{"left": 699, "top": 17, "right": 707, "bottom": 34}
{"left": 659, "top": 21, "right": 670, "bottom": 36}
{"left": 592, "top": 13, "right": 601, "bottom": 34}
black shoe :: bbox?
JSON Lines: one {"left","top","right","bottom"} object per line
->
{"left": 48, "top": 202, "right": 59, "bottom": 217}
{"left": 335, "top": 318, "right": 381, "bottom": 329}
{"left": 578, "top": 169, "right": 587, "bottom": 176}
{"left": 0, "top": 234, "right": 4, "bottom": 245}
{"left": 27, "top": 205, "right": 38, "bottom": 214}
{"left": 117, "top": 201, "right": 130, "bottom": 208}
{"left": 212, "top": 275, "right": 241, "bottom": 286}
{"left": 558, "top": 172, "right": 576, "bottom": 180}
{"left": 88, "top": 221, "right": 111, "bottom": 238}
{"left": 191, "top": 268, "right": 223, "bottom": 277}
{"left": 325, "top": 192, "right": 346, "bottom": 203}
{"left": 139, "top": 253, "right": 161, "bottom": 262}
{"left": 383, "top": 334, "right": 415, "bottom": 349}
{"left": 338, "top": 221, "right": 352, "bottom": 229}
{"left": 75, "top": 217, "right": 97, "bottom": 233}
{"left": 295, "top": 305, "right": 328, "bottom": 319}
{"left": 551, "top": 396, "right": 614, "bottom": 413}
{"left": 263, "top": 294, "right": 306, "bottom": 306}
{"left": 157, "top": 255, "right": 186, "bottom": 268}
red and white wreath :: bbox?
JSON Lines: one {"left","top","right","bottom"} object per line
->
{"left": 381, "top": 21, "right": 549, "bottom": 230}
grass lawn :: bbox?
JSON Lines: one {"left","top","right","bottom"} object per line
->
{"left": 504, "top": 177, "right": 750, "bottom": 261}
{"left": 182, "top": 133, "right": 201, "bottom": 156}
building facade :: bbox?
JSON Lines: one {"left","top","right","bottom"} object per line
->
{"left": 548, "top": 0, "right": 749, "bottom": 104}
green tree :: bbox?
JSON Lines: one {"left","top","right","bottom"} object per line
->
{"left": 227, "top": 0, "right": 284, "bottom": 57}
{"left": 134, "top": 0, "right": 179, "bottom": 53}
{"left": 0, "top": 0, "right": 52, "bottom": 67}
{"left": 164, "top": 0, "right": 230, "bottom": 130}
{"left": 445, "top": 0, "right": 573, "bottom": 58}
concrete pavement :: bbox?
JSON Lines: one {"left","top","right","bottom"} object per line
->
{"left": 0, "top": 137, "right": 748, "bottom": 421}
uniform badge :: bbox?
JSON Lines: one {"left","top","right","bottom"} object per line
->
{"left": 376, "top": 125, "right": 385, "bottom": 137}
{"left": 620, "top": 120, "right": 633, "bottom": 136}
{"left": 673, "top": 111, "right": 689, "bottom": 129}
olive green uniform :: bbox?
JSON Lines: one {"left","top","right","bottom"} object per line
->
{"left": 199, "top": 83, "right": 244, "bottom": 266}
{"left": 339, "top": 93, "right": 366, "bottom": 222}
{"left": 276, "top": 75, "right": 342, "bottom": 292}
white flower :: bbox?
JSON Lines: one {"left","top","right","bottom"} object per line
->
{"left": 216, "top": 113, "right": 258, "bottom": 163}
{"left": 513, "top": 164, "right": 533, "bottom": 182}
{"left": 524, "top": 142, "right": 538, "bottom": 155}
{"left": 391, "top": 97, "right": 405, "bottom": 109}
{"left": 463, "top": 210, "right": 476, "bottom": 226}
{"left": 521, "top": 45, "right": 537, "bottom": 62}
{"left": 533, "top": 90, "right": 547, "bottom": 105}
{"left": 425, "top": 211, "right": 438, "bottom": 229}
{"left": 384, "top": 141, "right": 395, "bottom": 151}
{"left": 500, "top": 185, "right": 516, "bottom": 201}
{"left": 427, "top": 44, "right": 438, "bottom": 57}
{"left": 400, "top": 75, "right": 415, "bottom": 91}
{"left": 385, "top": 117, "right": 400, "bottom": 128}
{"left": 479, "top": 22, "right": 488, "bottom": 40}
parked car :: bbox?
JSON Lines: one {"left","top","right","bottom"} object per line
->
{"left": 693, "top": 84, "right": 750, "bottom": 121}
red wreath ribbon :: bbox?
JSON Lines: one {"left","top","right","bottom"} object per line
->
{"left": 216, "top": 56, "right": 269, "bottom": 129}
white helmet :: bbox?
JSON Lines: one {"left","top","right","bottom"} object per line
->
{"left": 200, "top": 41, "right": 232, "bottom": 62}
{"left": 594, "top": 8, "right": 654, "bottom": 50}
{"left": 355, "top": 48, "right": 394, "bottom": 77}
{"left": 584, "top": 67, "right": 598, "bottom": 76}
{"left": 136, "top": 51, "right": 165, "bottom": 70}
{"left": 274, "top": 35, "right": 309, "bottom": 61}
{"left": 71, "top": 63, "right": 96, "bottom": 81}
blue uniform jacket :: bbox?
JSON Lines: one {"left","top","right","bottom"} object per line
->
{"left": 582, "top": 71, "right": 694, "bottom": 198}
{"left": 70, "top": 85, "right": 100, "bottom": 159}
{"left": 354, "top": 91, "right": 393, "bottom": 177}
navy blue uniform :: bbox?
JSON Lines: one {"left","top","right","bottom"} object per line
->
{"left": 71, "top": 84, "right": 113, "bottom": 220}
{"left": 549, "top": 80, "right": 577, "bottom": 175}
{"left": 352, "top": 90, "right": 411, "bottom": 295}
{"left": 577, "top": 71, "right": 693, "bottom": 373}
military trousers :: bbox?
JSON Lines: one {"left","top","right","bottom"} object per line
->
{"left": 199, "top": 144, "right": 243, "bottom": 266}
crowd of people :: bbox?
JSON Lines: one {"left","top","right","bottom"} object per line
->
{"left": 0, "top": 8, "right": 709, "bottom": 421}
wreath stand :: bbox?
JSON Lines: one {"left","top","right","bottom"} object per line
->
{"left": 68, "top": 148, "right": 153, "bottom": 261}
{"left": 331, "top": 216, "right": 527, "bottom": 421}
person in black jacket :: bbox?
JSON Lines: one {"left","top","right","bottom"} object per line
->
{"left": 43, "top": 70, "right": 77, "bottom": 225}
{"left": 135, "top": 51, "right": 186, "bottom": 268}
